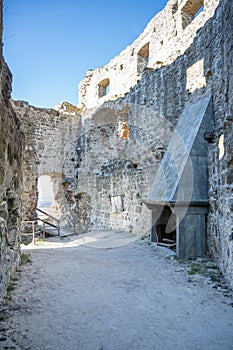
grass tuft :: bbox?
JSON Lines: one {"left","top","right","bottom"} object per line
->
{"left": 7, "top": 283, "right": 16, "bottom": 292}
{"left": 21, "top": 253, "right": 32, "bottom": 265}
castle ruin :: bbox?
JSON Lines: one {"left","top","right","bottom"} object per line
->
{"left": 0, "top": 0, "right": 233, "bottom": 301}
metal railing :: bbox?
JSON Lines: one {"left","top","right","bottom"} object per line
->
{"left": 36, "top": 208, "right": 60, "bottom": 237}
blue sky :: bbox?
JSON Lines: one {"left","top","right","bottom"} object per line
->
{"left": 3, "top": 0, "right": 168, "bottom": 108}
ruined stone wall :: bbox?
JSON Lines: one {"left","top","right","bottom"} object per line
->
{"left": 9, "top": 0, "right": 232, "bottom": 287}
{"left": 74, "top": 104, "right": 168, "bottom": 234}
{"left": 77, "top": 0, "right": 233, "bottom": 287}
{"left": 78, "top": 0, "right": 219, "bottom": 110}
{"left": 12, "top": 102, "right": 81, "bottom": 228}
{"left": 206, "top": 0, "right": 233, "bottom": 288}
{"left": 0, "top": 0, "right": 24, "bottom": 302}
{"left": 13, "top": 99, "right": 169, "bottom": 236}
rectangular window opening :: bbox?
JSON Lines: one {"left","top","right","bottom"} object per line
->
{"left": 110, "top": 195, "right": 125, "bottom": 212}
{"left": 137, "top": 42, "right": 150, "bottom": 74}
{"left": 98, "top": 78, "right": 110, "bottom": 98}
{"left": 181, "top": 0, "right": 204, "bottom": 29}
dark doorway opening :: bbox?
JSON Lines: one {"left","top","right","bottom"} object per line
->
{"left": 156, "top": 206, "right": 176, "bottom": 252}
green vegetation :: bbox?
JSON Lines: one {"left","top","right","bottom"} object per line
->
{"left": 188, "top": 264, "right": 202, "bottom": 275}
{"left": 171, "top": 256, "right": 227, "bottom": 289}
{"left": 7, "top": 283, "right": 16, "bottom": 292}
{"left": 182, "top": 259, "right": 224, "bottom": 285}
{"left": 21, "top": 253, "right": 32, "bottom": 265}
{"left": 186, "top": 260, "right": 221, "bottom": 282}
{"left": 11, "top": 276, "right": 18, "bottom": 282}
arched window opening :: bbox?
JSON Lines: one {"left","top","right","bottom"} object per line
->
{"left": 137, "top": 42, "right": 150, "bottom": 74}
{"left": 98, "top": 78, "right": 110, "bottom": 98}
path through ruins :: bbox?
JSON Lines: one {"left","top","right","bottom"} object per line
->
{"left": 1, "top": 231, "right": 233, "bottom": 350}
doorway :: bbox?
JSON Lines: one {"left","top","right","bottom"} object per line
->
{"left": 155, "top": 206, "right": 176, "bottom": 252}
{"left": 37, "top": 175, "right": 55, "bottom": 215}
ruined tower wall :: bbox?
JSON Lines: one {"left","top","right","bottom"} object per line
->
{"left": 0, "top": 0, "right": 24, "bottom": 302}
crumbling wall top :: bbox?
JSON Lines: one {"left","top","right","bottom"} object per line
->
{"left": 78, "top": 0, "right": 219, "bottom": 110}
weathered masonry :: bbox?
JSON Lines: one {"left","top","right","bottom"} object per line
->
{"left": 78, "top": 0, "right": 217, "bottom": 110}
{"left": 0, "top": 0, "right": 232, "bottom": 301}
{"left": 75, "top": 0, "right": 232, "bottom": 286}
{"left": 16, "top": 0, "right": 232, "bottom": 287}
{"left": 0, "top": 0, "right": 24, "bottom": 302}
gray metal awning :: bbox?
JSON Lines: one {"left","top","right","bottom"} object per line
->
{"left": 147, "top": 95, "right": 213, "bottom": 204}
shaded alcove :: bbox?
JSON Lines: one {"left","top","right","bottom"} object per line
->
{"left": 153, "top": 206, "right": 177, "bottom": 251}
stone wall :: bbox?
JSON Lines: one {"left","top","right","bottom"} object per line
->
{"left": 74, "top": 103, "right": 170, "bottom": 235}
{"left": 9, "top": 0, "right": 233, "bottom": 288}
{"left": 0, "top": 0, "right": 24, "bottom": 302}
{"left": 78, "top": 0, "right": 219, "bottom": 110}
{"left": 206, "top": 0, "right": 233, "bottom": 288}
{"left": 75, "top": 0, "right": 233, "bottom": 287}
{"left": 12, "top": 101, "right": 82, "bottom": 229}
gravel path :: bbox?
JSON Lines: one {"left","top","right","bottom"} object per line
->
{"left": 1, "top": 231, "right": 233, "bottom": 350}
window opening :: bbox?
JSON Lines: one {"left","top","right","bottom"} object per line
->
{"left": 181, "top": 0, "right": 204, "bottom": 29}
{"left": 98, "top": 78, "right": 110, "bottom": 98}
{"left": 186, "top": 59, "right": 206, "bottom": 93}
{"left": 117, "top": 121, "right": 130, "bottom": 140}
{"left": 137, "top": 42, "right": 150, "bottom": 74}
{"left": 110, "top": 195, "right": 125, "bottom": 212}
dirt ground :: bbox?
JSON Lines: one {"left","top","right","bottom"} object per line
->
{"left": 0, "top": 230, "right": 233, "bottom": 350}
